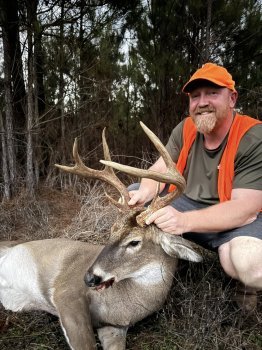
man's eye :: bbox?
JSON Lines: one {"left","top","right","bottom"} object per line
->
{"left": 128, "top": 240, "right": 141, "bottom": 247}
{"left": 190, "top": 94, "right": 199, "bottom": 99}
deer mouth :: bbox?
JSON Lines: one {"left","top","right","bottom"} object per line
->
{"left": 84, "top": 272, "right": 115, "bottom": 290}
{"left": 95, "top": 277, "right": 115, "bottom": 291}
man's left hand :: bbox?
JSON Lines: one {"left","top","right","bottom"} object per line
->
{"left": 145, "top": 205, "right": 189, "bottom": 235}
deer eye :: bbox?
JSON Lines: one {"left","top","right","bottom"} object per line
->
{"left": 128, "top": 240, "right": 141, "bottom": 247}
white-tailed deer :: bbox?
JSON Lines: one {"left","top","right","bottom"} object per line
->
{"left": 0, "top": 122, "right": 202, "bottom": 350}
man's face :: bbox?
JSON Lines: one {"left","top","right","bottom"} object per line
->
{"left": 189, "top": 84, "right": 237, "bottom": 134}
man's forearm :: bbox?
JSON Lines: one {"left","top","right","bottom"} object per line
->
{"left": 184, "top": 198, "right": 259, "bottom": 233}
{"left": 136, "top": 156, "right": 168, "bottom": 196}
{"left": 139, "top": 177, "right": 166, "bottom": 194}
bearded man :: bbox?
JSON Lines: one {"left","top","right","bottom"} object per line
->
{"left": 128, "top": 63, "right": 262, "bottom": 312}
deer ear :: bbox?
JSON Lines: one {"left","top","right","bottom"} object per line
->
{"left": 160, "top": 233, "right": 202, "bottom": 262}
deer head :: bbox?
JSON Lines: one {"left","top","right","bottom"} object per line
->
{"left": 55, "top": 122, "right": 201, "bottom": 293}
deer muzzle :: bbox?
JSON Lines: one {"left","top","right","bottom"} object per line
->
{"left": 84, "top": 272, "right": 115, "bottom": 291}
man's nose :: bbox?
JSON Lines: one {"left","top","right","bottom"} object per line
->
{"left": 198, "top": 93, "right": 209, "bottom": 106}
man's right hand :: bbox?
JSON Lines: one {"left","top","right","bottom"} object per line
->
{"left": 128, "top": 156, "right": 168, "bottom": 206}
{"left": 128, "top": 189, "right": 153, "bottom": 206}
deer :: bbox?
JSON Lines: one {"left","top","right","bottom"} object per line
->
{"left": 0, "top": 122, "right": 202, "bottom": 350}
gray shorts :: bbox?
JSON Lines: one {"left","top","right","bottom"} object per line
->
{"left": 128, "top": 183, "right": 262, "bottom": 251}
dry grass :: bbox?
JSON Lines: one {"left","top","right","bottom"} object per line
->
{"left": 126, "top": 257, "right": 262, "bottom": 350}
{"left": 0, "top": 185, "right": 261, "bottom": 350}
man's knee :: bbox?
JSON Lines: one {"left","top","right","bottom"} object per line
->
{"left": 229, "top": 236, "right": 262, "bottom": 288}
{"left": 218, "top": 242, "right": 238, "bottom": 279}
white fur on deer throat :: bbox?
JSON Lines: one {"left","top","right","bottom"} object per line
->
{"left": 93, "top": 262, "right": 168, "bottom": 286}
{"left": 0, "top": 245, "right": 55, "bottom": 313}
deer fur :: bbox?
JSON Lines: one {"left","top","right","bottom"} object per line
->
{"left": 0, "top": 210, "right": 202, "bottom": 350}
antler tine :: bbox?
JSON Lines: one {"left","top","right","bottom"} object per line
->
{"left": 101, "top": 128, "right": 131, "bottom": 209}
{"left": 101, "top": 129, "right": 116, "bottom": 175}
{"left": 100, "top": 121, "right": 186, "bottom": 227}
{"left": 55, "top": 130, "right": 130, "bottom": 210}
{"left": 101, "top": 121, "right": 186, "bottom": 198}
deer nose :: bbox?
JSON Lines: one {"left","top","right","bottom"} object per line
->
{"left": 84, "top": 272, "right": 102, "bottom": 287}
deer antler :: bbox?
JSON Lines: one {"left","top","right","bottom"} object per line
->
{"left": 55, "top": 129, "right": 130, "bottom": 211}
{"left": 100, "top": 121, "right": 186, "bottom": 227}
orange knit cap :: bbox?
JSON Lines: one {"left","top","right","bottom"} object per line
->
{"left": 182, "top": 62, "right": 236, "bottom": 93}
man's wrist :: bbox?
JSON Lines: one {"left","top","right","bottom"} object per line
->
{"left": 182, "top": 211, "right": 192, "bottom": 233}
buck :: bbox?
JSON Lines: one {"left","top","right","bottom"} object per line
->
{"left": 0, "top": 122, "right": 202, "bottom": 350}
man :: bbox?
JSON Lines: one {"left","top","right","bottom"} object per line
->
{"left": 128, "top": 63, "right": 262, "bottom": 311}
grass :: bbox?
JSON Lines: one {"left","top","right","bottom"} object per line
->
{"left": 126, "top": 256, "right": 262, "bottom": 350}
{"left": 0, "top": 185, "right": 261, "bottom": 349}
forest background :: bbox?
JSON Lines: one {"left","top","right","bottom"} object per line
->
{"left": 0, "top": 0, "right": 261, "bottom": 199}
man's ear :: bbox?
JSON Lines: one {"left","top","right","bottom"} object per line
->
{"left": 230, "top": 90, "right": 238, "bottom": 108}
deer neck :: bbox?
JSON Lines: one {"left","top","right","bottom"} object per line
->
{"left": 89, "top": 257, "right": 177, "bottom": 328}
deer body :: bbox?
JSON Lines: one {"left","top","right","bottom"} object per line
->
{"left": 0, "top": 239, "right": 101, "bottom": 315}
{"left": 1, "top": 122, "right": 202, "bottom": 349}
{"left": 0, "top": 213, "right": 201, "bottom": 350}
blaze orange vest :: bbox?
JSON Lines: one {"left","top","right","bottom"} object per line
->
{"left": 168, "top": 114, "right": 261, "bottom": 202}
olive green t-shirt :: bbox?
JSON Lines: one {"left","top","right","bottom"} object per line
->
{"left": 166, "top": 118, "right": 262, "bottom": 205}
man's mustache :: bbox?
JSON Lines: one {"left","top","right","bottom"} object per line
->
{"left": 195, "top": 108, "right": 215, "bottom": 114}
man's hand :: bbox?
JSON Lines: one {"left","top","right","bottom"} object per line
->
{"left": 128, "top": 156, "right": 168, "bottom": 206}
{"left": 128, "top": 188, "right": 154, "bottom": 206}
{"left": 145, "top": 205, "right": 189, "bottom": 235}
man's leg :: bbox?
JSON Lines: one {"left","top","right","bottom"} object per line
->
{"left": 219, "top": 236, "right": 262, "bottom": 288}
{"left": 219, "top": 236, "right": 262, "bottom": 311}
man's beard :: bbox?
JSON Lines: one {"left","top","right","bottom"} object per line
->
{"left": 193, "top": 112, "right": 217, "bottom": 134}
{"left": 194, "top": 113, "right": 217, "bottom": 134}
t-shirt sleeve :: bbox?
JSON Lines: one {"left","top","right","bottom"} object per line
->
{"left": 165, "top": 120, "right": 184, "bottom": 162}
{"left": 233, "top": 124, "right": 262, "bottom": 190}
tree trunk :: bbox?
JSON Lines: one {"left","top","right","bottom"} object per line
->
{"left": 0, "top": 112, "right": 11, "bottom": 200}
{"left": 59, "top": 0, "right": 66, "bottom": 165}
{"left": 0, "top": 0, "right": 26, "bottom": 164}
{"left": 204, "top": 0, "right": 212, "bottom": 62}
{"left": 25, "top": 0, "right": 38, "bottom": 196}
{"left": 2, "top": 18, "right": 17, "bottom": 197}
{"left": 26, "top": 33, "right": 35, "bottom": 196}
